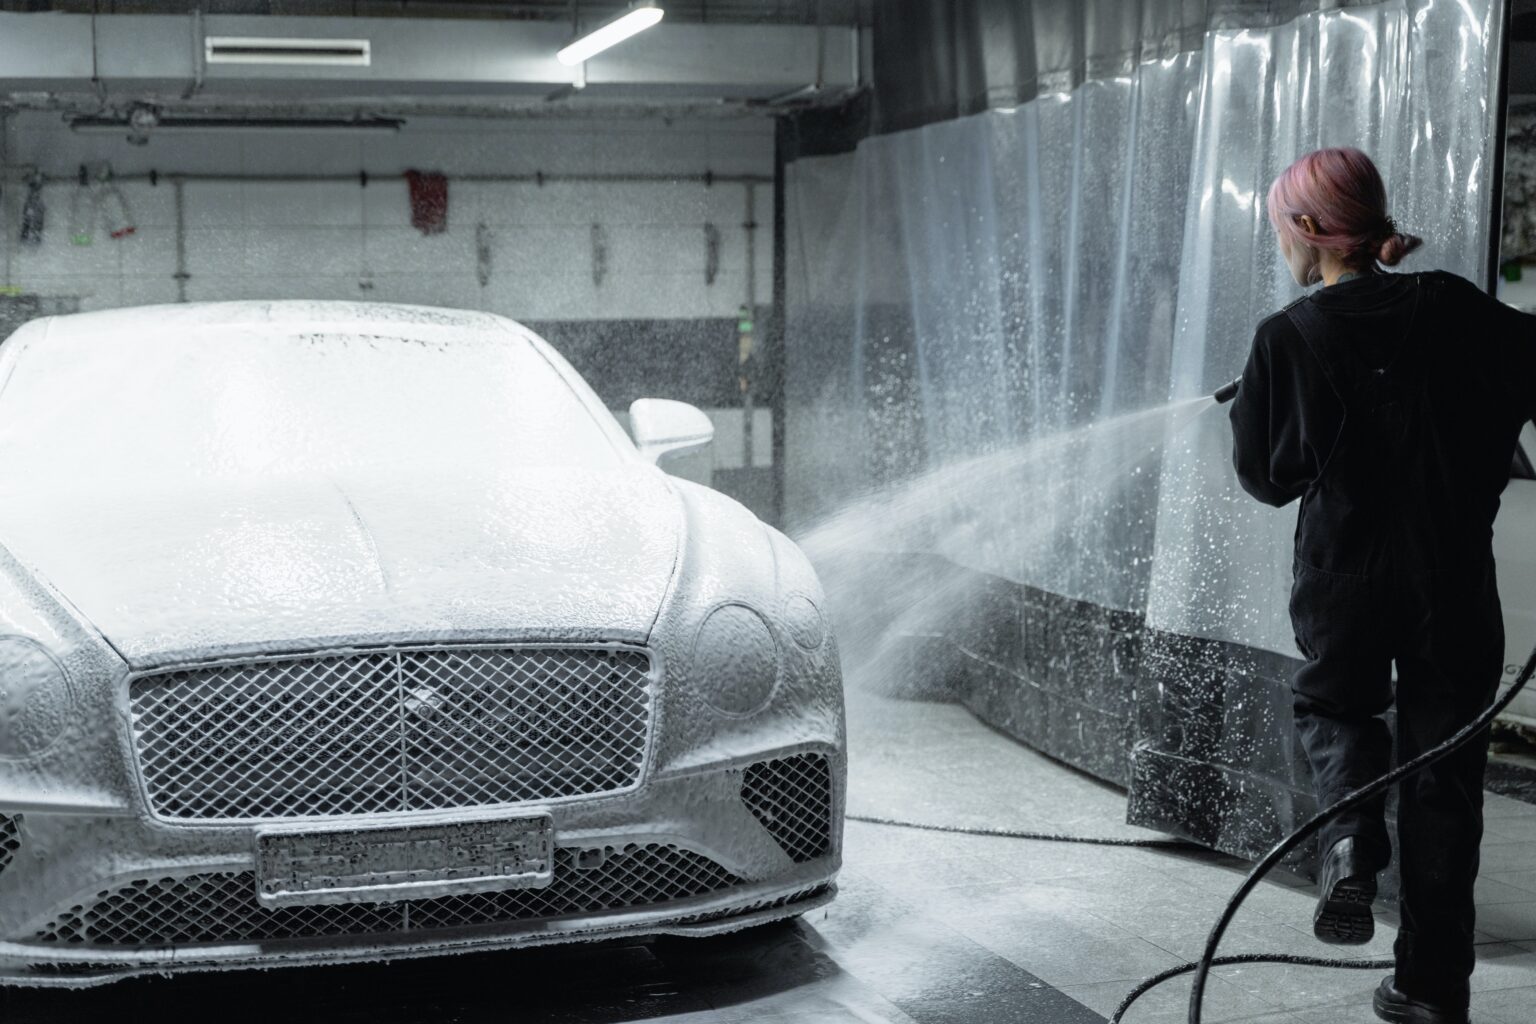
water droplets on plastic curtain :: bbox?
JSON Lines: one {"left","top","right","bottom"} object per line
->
{"left": 785, "top": 0, "right": 1502, "bottom": 671}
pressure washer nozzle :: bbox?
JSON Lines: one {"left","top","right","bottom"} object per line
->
{"left": 1213, "top": 378, "right": 1242, "bottom": 405}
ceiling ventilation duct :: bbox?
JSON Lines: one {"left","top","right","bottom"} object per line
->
{"left": 0, "top": 12, "right": 863, "bottom": 112}
{"left": 205, "top": 36, "right": 371, "bottom": 66}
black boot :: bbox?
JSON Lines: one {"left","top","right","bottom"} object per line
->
{"left": 1313, "top": 836, "right": 1378, "bottom": 945}
{"left": 1372, "top": 978, "right": 1469, "bottom": 1024}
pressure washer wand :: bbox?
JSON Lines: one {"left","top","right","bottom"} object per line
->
{"left": 1212, "top": 377, "right": 1242, "bottom": 404}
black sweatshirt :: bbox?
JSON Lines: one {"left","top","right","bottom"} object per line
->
{"left": 1230, "top": 270, "right": 1536, "bottom": 583}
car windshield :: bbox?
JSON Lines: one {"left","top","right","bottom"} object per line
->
{"left": 0, "top": 322, "right": 626, "bottom": 486}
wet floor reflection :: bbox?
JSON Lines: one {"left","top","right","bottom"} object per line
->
{"left": 0, "top": 921, "right": 848, "bottom": 1024}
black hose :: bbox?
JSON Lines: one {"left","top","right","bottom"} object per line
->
{"left": 847, "top": 816, "right": 1406, "bottom": 1022}
{"left": 845, "top": 819, "right": 1395, "bottom": 1022}
{"left": 845, "top": 637, "right": 1536, "bottom": 1022}
{"left": 1113, "top": 953, "right": 1395, "bottom": 1022}
{"left": 1184, "top": 639, "right": 1536, "bottom": 1023}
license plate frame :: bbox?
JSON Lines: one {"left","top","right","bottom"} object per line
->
{"left": 254, "top": 812, "right": 554, "bottom": 908}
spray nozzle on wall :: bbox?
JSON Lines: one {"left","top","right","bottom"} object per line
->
{"left": 1213, "top": 378, "right": 1241, "bottom": 404}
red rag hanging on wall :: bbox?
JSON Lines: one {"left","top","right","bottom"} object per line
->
{"left": 404, "top": 170, "right": 449, "bottom": 235}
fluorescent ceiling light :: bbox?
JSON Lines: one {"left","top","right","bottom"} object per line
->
{"left": 556, "top": 3, "right": 664, "bottom": 66}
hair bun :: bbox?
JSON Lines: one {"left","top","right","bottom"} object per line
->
{"left": 1377, "top": 231, "right": 1422, "bottom": 266}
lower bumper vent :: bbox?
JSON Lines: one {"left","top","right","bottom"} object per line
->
{"left": 741, "top": 754, "right": 834, "bottom": 863}
{"left": 36, "top": 844, "right": 738, "bottom": 947}
{"left": 0, "top": 815, "right": 21, "bottom": 878}
{"left": 675, "top": 884, "right": 831, "bottom": 925}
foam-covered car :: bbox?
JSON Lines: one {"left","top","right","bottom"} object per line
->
{"left": 0, "top": 302, "right": 844, "bottom": 986}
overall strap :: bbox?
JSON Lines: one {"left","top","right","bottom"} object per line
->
{"left": 1283, "top": 296, "right": 1352, "bottom": 407}
{"left": 1281, "top": 276, "right": 1429, "bottom": 490}
{"left": 1282, "top": 274, "right": 1428, "bottom": 409}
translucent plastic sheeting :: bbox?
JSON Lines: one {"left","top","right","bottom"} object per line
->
{"left": 785, "top": 0, "right": 1504, "bottom": 661}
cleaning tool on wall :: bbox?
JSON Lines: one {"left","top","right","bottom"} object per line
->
{"left": 69, "top": 165, "right": 95, "bottom": 245}
{"left": 96, "top": 165, "right": 136, "bottom": 240}
{"left": 66, "top": 163, "right": 137, "bottom": 245}
{"left": 18, "top": 173, "right": 45, "bottom": 247}
{"left": 405, "top": 170, "right": 448, "bottom": 235}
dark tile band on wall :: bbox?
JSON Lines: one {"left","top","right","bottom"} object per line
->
{"left": 850, "top": 551, "right": 1410, "bottom": 891}
{"left": 532, "top": 316, "right": 781, "bottom": 525}
{"left": 530, "top": 318, "right": 747, "bottom": 410}
{"left": 1128, "top": 629, "right": 1403, "bottom": 895}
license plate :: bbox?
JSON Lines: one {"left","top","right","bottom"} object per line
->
{"left": 255, "top": 814, "right": 553, "bottom": 908}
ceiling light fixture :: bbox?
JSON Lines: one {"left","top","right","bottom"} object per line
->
{"left": 205, "top": 36, "right": 371, "bottom": 67}
{"left": 556, "top": 2, "right": 664, "bottom": 67}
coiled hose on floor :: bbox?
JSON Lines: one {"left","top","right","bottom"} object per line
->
{"left": 846, "top": 640, "right": 1536, "bottom": 1024}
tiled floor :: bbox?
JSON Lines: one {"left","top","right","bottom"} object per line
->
{"left": 7, "top": 694, "right": 1536, "bottom": 1023}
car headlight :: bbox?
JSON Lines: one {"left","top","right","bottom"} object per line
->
{"left": 692, "top": 603, "right": 780, "bottom": 716}
{"left": 0, "top": 636, "right": 71, "bottom": 758}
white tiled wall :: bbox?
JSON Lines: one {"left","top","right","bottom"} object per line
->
{"left": 0, "top": 113, "right": 775, "bottom": 321}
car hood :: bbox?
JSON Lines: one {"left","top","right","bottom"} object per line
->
{"left": 0, "top": 467, "right": 682, "bottom": 666}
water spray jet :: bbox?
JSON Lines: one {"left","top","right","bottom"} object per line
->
{"left": 803, "top": 363, "right": 1532, "bottom": 1024}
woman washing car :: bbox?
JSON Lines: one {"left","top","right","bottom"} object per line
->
{"left": 1229, "top": 147, "right": 1536, "bottom": 1024}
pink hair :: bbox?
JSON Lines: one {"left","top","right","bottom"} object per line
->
{"left": 1266, "top": 147, "right": 1422, "bottom": 267}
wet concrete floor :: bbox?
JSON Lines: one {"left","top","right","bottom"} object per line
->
{"left": 8, "top": 694, "right": 1536, "bottom": 1023}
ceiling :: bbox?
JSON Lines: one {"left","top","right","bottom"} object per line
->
{"left": 0, "top": 1, "right": 870, "bottom": 24}
{"left": 0, "top": 4, "right": 866, "bottom": 120}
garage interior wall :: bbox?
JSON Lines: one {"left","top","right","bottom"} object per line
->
{"left": 0, "top": 112, "right": 777, "bottom": 509}
{"left": 785, "top": 0, "right": 1507, "bottom": 869}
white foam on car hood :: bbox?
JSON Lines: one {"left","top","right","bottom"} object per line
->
{"left": 0, "top": 467, "right": 681, "bottom": 665}
{"left": 0, "top": 303, "right": 687, "bottom": 665}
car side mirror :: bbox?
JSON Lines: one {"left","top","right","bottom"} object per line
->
{"left": 629, "top": 399, "right": 714, "bottom": 481}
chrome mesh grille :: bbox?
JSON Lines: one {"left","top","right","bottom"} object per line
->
{"left": 741, "top": 754, "right": 834, "bottom": 863}
{"left": 35, "top": 845, "right": 739, "bottom": 947}
{"left": 129, "top": 647, "right": 653, "bottom": 820}
{"left": 0, "top": 814, "right": 20, "bottom": 877}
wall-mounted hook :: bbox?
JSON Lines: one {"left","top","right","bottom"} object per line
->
{"left": 704, "top": 222, "right": 721, "bottom": 286}
{"left": 476, "top": 222, "right": 493, "bottom": 289}
{"left": 591, "top": 223, "right": 608, "bottom": 286}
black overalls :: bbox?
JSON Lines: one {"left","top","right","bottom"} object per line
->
{"left": 1230, "top": 270, "right": 1536, "bottom": 1009}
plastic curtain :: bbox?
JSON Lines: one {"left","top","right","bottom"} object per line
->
{"left": 785, "top": 0, "right": 1505, "bottom": 663}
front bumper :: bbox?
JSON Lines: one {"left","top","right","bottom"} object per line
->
{"left": 0, "top": 886, "right": 838, "bottom": 989}
{"left": 0, "top": 746, "right": 844, "bottom": 988}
